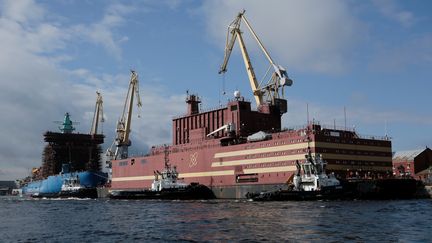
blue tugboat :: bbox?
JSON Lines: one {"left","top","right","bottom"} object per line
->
{"left": 21, "top": 93, "right": 108, "bottom": 198}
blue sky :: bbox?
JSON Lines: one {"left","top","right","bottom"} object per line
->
{"left": 0, "top": 0, "right": 431, "bottom": 180}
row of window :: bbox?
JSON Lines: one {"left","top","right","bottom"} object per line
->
{"left": 247, "top": 139, "right": 308, "bottom": 150}
{"left": 244, "top": 161, "right": 294, "bottom": 169}
{"left": 325, "top": 137, "right": 386, "bottom": 146}
{"left": 334, "top": 160, "right": 376, "bottom": 166}
{"left": 324, "top": 149, "right": 388, "bottom": 156}
{"left": 118, "top": 161, "right": 128, "bottom": 166}
{"left": 244, "top": 149, "right": 308, "bottom": 159}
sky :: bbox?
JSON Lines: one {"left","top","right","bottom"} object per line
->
{"left": 0, "top": 0, "right": 431, "bottom": 180}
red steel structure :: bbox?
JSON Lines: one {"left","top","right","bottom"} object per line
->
{"left": 111, "top": 95, "right": 392, "bottom": 198}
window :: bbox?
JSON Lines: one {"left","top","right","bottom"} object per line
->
{"left": 119, "top": 161, "right": 128, "bottom": 166}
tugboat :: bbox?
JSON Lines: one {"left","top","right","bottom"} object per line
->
{"left": 109, "top": 146, "right": 215, "bottom": 200}
{"left": 57, "top": 175, "right": 98, "bottom": 198}
{"left": 246, "top": 150, "right": 343, "bottom": 201}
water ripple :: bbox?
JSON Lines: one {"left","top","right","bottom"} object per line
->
{"left": 0, "top": 197, "right": 431, "bottom": 242}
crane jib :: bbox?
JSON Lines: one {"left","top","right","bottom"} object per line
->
{"left": 218, "top": 10, "right": 293, "bottom": 110}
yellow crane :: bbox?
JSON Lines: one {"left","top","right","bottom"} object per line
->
{"left": 219, "top": 10, "right": 293, "bottom": 112}
{"left": 90, "top": 91, "right": 104, "bottom": 135}
{"left": 106, "top": 70, "right": 142, "bottom": 163}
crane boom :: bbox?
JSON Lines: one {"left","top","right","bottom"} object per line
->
{"left": 219, "top": 10, "right": 293, "bottom": 111}
{"left": 106, "top": 70, "right": 142, "bottom": 163}
{"left": 119, "top": 70, "right": 142, "bottom": 145}
{"left": 90, "top": 91, "right": 104, "bottom": 135}
{"left": 236, "top": 29, "right": 262, "bottom": 105}
{"left": 219, "top": 11, "right": 242, "bottom": 74}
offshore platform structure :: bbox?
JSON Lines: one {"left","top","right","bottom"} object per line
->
{"left": 39, "top": 93, "right": 105, "bottom": 179}
{"left": 106, "top": 70, "right": 142, "bottom": 168}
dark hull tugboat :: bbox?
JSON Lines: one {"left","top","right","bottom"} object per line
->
{"left": 246, "top": 149, "right": 343, "bottom": 201}
{"left": 109, "top": 146, "right": 215, "bottom": 200}
{"left": 57, "top": 175, "right": 99, "bottom": 199}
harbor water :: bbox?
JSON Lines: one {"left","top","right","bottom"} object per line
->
{"left": 1, "top": 197, "right": 431, "bottom": 242}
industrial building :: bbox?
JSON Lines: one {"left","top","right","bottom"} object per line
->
{"left": 392, "top": 147, "right": 432, "bottom": 180}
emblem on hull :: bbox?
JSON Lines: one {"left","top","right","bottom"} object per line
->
{"left": 189, "top": 152, "right": 198, "bottom": 168}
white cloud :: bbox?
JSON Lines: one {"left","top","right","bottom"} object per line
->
{"left": 369, "top": 33, "right": 432, "bottom": 71}
{"left": 72, "top": 3, "right": 136, "bottom": 60}
{"left": 201, "top": 0, "right": 364, "bottom": 74}
{"left": 0, "top": 1, "right": 184, "bottom": 180}
{"left": 0, "top": 0, "right": 44, "bottom": 24}
{"left": 372, "top": 0, "right": 416, "bottom": 27}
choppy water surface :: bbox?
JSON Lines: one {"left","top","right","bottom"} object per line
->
{"left": 1, "top": 197, "right": 431, "bottom": 242}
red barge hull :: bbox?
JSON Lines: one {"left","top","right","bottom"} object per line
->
{"left": 111, "top": 96, "right": 392, "bottom": 199}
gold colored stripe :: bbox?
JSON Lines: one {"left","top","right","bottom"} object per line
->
{"left": 214, "top": 141, "right": 390, "bottom": 159}
{"left": 322, "top": 153, "right": 391, "bottom": 162}
{"left": 243, "top": 166, "right": 296, "bottom": 174}
{"left": 112, "top": 175, "right": 154, "bottom": 182}
{"left": 112, "top": 170, "right": 235, "bottom": 182}
{"left": 316, "top": 142, "right": 391, "bottom": 153}
{"left": 214, "top": 142, "right": 310, "bottom": 158}
{"left": 179, "top": 170, "right": 235, "bottom": 178}
{"left": 212, "top": 152, "right": 390, "bottom": 167}
{"left": 212, "top": 154, "right": 307, "bottom": 167}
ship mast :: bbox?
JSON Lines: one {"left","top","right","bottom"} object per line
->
{"left": 219, "top": 10, "right": 293, "bottom": 112}
{"left": 106, "top": 70, "right": 142, "bottom": 164}
{"left": 164, "top": 144, "right": 170, "bottom": 170}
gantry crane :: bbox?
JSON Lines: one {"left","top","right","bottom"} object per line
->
{"left": 90, "top": 91, "right": 104, "bottom": 135}
{"left": 106, "top": 70, "right": 142, "bottom": 165}
{"left": 219, "top": 10, "right": 293, "bottom": 113}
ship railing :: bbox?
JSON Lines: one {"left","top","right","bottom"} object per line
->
{"left": 284, "top": 122, "right": 390, "bottom": 141}
{"left": 355, "top": 134, "right": 391, "bottom": 141}
{"left": 148, "top": 141, "right": 224, "bottom": 155}
{"left": 320, "top": 124, "right": 355, "bottom": 132}
{"left": 172, "top": 98, "right": 253, "bottom": 119}
{"left": 150, "top": 144, "right": 173, "bottom": 152}
{"left": 172, "top": 105, "right": 227, "bottom": 119}
{"left": 283, "top": 125, "right": 308, "bottom": 131}
{"left": 316, "top": 123, "right": 390, "bottom": 141}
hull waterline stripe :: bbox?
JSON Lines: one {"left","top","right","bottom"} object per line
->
{"left": 112, "top": 170, "right": 235, "bottom": 182}
{"left": 179, "top": 170, "right": 235, "bottom": 178}
{"left": 212, "top": 154, "right": 307, "bottom": 167}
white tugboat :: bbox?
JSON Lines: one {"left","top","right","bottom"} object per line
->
{"left": 292, "top": 151, "right": 341, "bottom": 192}
{"left": 246, "top": 149, "right": 343, "bottom": 201}
{"left": 57, "top": 174, "right": 99, "bottom": 198}
{"left": 150, "top": 148, "right": 188, "bottom": 192}
{"left": 109, "top": 146, "right": 214, "bottom": 200}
